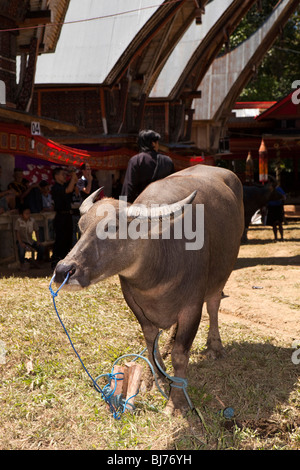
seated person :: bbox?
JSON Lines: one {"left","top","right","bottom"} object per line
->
{"left": 15, "top": 206, "right": 44, "bottom": 270}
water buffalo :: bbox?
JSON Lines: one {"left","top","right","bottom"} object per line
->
{"left": 242, "top": 182, "right": 284, "bottom": 242}
{"left": 53, "top": 164, "right": 244, "bottom": 414}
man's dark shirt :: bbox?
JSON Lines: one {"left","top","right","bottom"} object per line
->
{"left": 121, "top": 151, "right": 174, "bottom": 203}
{"left": 51, "top": 182, "right": 72, "bottom": 213}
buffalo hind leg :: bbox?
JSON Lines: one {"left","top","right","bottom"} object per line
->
{"left": 204, "top": 290, "right": 225, "bottom": 359}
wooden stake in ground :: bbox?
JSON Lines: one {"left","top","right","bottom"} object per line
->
{"left": 125, "top": 362, "right": 143, "bottom": 410}
{"left": 111, "top": 365, "right": 126, "bottom": 396}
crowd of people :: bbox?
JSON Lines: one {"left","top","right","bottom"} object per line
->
{"left": 0, "top": 130, "right": 174, "bottom": 271}
{"left": 0, "top": 129, "right": 288, "bottom": 272}
{"left": 0, "top": 163, "right": 100, "bottom": 270}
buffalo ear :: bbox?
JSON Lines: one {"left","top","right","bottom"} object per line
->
{"left": 79, "top": 187, "right": 104, "bottom": 215}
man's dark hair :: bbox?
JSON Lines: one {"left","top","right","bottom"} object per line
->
{"left": 138, "top": 129, "right": 161, "bottom": 153}
{"left": 52, "top": 167, "right": 63, "bottom": 179}
{"left": 19, "top": 204, "right": 30, "bottom": 215}
{"left": 40, "top": 180, "right": 49, "bottom": 188}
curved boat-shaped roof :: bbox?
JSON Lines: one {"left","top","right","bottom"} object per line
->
{"left": 193, "top": 0, "right": 299, "bottom": 121}
{"left": 150, "top": 0, "right": 235, "bottom": 98}
{"left": 35, "top": 0, "right": 163, "bottom": 84}
{"left": 151, "top": 0, "right": 259, "bottom": 99}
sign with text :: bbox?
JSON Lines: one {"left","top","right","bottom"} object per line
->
{"left": 31, "top": 121, "right": 41, "bottom": 135}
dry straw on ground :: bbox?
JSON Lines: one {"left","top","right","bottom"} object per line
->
{"left": 0, "top": 222, "right": 299, "bottom": 450}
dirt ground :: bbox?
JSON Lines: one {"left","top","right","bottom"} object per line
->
{"left": 211, "top": 221, "right": 300, "bottom": 346}
{"left": 0, "top": 220, "right": 299, "bottom": 450}
{"left": 1, "top": 221, "right": 299, "bottom": 347}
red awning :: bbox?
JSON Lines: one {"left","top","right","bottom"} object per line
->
{"left": 0, "top": 123, "right": 215, "bottom": 170}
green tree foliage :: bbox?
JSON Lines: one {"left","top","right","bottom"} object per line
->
{"left": 229, "top": 1, "right": 300, "bottom": 101}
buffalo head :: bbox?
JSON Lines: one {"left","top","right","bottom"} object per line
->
{"left": 53, "top": 188, "right": 197, "bottom": 289}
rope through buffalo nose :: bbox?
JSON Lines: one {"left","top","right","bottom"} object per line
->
{"left": 67, "top": 267, "right": 76, "bottom": 277}
{"left": 49, "top": 271, "right": 70, "bottom": 298}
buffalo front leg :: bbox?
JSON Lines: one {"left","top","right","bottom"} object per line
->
{"left": 205, "top": 290, "right": 225, "bottom": 359}
{"left": 165, "top": 305, "right": 203, "bottom": 415}
{"left": 119, "top": 278, "right": 167, "bottom": 389}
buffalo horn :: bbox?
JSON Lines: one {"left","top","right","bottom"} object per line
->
{"left": 126, "top": 190, "right": 197, "bottom": 219}
{"left": 79, "top": 187, "right": 104, "bottom": 215}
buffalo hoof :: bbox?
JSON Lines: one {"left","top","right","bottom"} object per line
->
{"left": 143, "top": 368, "right": 167, "bottom": 394}
{"left": 163, "top": 400, "right": 189, "bottom": 417}
{"left": 203, "top": 337, "right": 226, "bottom": 360}
{"left": 202, "top": 346, "right": 226, "bottom": 360}
{"left": 164, "top": 386, "right": 192, "bottom": 416}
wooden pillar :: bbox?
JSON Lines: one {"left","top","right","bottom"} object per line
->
{"left": 164, "top": 102, "right": 169, "bottom": 142}
{"left": 184, "top": 108, "right": 195, "bottom": 141}
{"left": 0, "top": 16, "right": 17, "bottom": 106}
{"left": 16, "top": 37, "right": 39, "bottom": 111}
{"left": 293, "top": 155, "right": 299, "bottom": 191}
{"left": 99, "top": 88, "right": 108, "bottom": 134}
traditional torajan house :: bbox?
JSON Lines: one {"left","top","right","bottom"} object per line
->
{"left": 30, "top": 0, "right": 221, "bottom": 186}
{"left": 0, "top": 0, "right": 71, "bottom": 263}
{"left": 225, "top": 93, "right": 300, "bottom": 194}
{"left": 2, "top": 1, "right": 298, "bottom": 188}
{"left": 0, "top": 1, "right": 299, "bottom": 264}
{"left": 0, "top": 0, "right": 72, "bottom": 181}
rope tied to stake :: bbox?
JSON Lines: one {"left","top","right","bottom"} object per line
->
{"left": 49, "top": 273, "right": 124, "bottom": 419}
{"left": 49, "top": 273, "right": 194, "bottom": 419}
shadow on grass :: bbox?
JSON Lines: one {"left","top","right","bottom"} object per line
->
{"left": 244, "top": 237, "right": 300, "bottom": 245}
{"left": 171, "top": 340, "right": 300, "bottom": 449}
{"left": 243, "top": 223, "right": 300, "bottom": 245}
{"left": 235, "top": 254, "right": 300, "bottom": 269}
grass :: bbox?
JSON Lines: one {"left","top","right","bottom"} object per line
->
{"left": 0, "top": 224, "right": 300, "bottom": 450}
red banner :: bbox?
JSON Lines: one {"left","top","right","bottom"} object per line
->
{"left": 0, "top": 123, "right": 135, "bottom": 169}
{"left": 0, "top": 123, "right": 215, "bottom": 171}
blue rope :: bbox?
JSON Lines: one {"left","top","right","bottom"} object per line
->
{"left": 153, "top": 331, "right": 194, "bottom": 410}
{"left": 49, "top": 274, "right": 194, "bottom": 418}
{"left": 49, "top": 273, "right": 122, "bottom": 419}
{"left": 49, "top": 274, "right": 167, "bottom": 419}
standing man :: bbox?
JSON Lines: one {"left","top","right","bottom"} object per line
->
{"left": 51, "top": 168, "right": 78, "bottom": 269}
{"left": 77, "top": 163, "right": 93, "bottom": 200}
{"left": 266, "top": 184, "right": 286, "bottom": 241}
{"left": 121, "top": 130, "right": 174, "bottom": 203}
